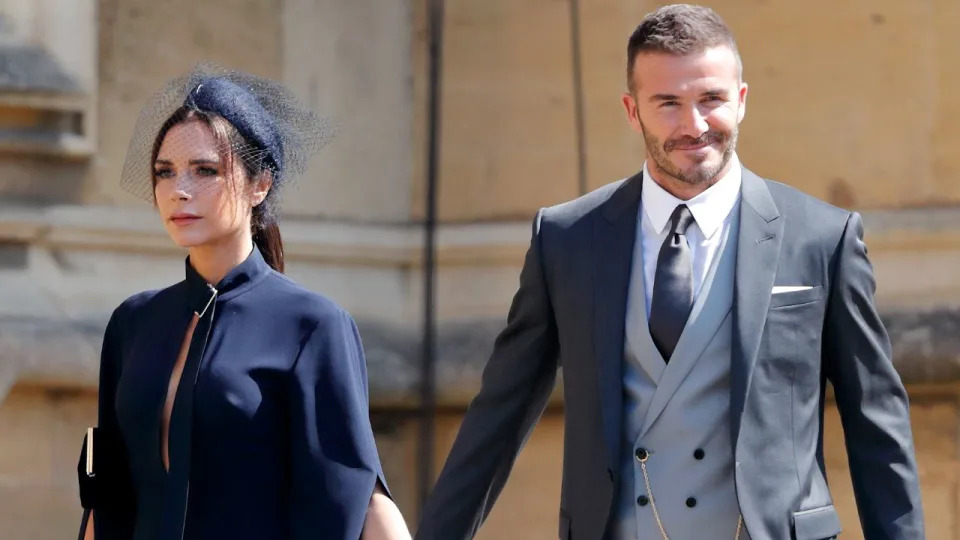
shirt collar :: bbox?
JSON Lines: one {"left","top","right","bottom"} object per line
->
{"left": 641, "top": 154, "right": 742, "bottom": 239}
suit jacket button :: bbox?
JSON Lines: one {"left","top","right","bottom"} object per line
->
{"left": 635, "top": 447, "right": 649, "bottom": 461}
{"left": 693, "top": 448, "right": 705, "bottom": 460}
{"left": 686, "top": 497, "right": 697, "bottom": 508}
{"left": 637, "top": 495, "right": 649, "bottom": 506}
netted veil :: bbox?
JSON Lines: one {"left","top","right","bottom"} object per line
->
{"left": 119, "top": 62, "right": 335, "bottom": 223}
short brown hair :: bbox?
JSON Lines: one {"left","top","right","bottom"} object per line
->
{"left": 626, "top": 4, "right": 740, "bottom": 92}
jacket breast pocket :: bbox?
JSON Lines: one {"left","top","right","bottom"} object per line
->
{"left": 793, "top": 505, "right": 842, "bottom": 540}
{"left": 769, "top": 285, "right": 823, "bottom": 308}
{"left": 758, "top": 287, "right": 826, "bottom": 391}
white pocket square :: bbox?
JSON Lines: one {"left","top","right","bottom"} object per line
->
{"left": 771, "top": 285, "right": 813, "bottom": 294}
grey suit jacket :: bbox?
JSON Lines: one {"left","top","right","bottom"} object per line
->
{"left": 415, "top": 168, "right": 925, "bottom": 540}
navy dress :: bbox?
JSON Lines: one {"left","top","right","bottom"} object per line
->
{"left": 89, "top": 248, "right": 388, "bottom": 540}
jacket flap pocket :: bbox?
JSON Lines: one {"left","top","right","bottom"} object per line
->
{"left": 793, "top": 505, "right": 841, "bottom": 539}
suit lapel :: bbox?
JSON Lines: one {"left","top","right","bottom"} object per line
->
{"left": 637, "top": 208, "right": 738, "bottom": 438}
{"left": 593, "top": 172, "right": 642, "bottom": 471}
{"left": 730, "top": 169, "right": 783, "bottom": 448}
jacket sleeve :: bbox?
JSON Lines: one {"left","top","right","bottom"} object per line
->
{"left": 415, "top": 209, "right": 560, "bottom": 540}
{"left": 822, "top": 212, "right": 925, "bottom": 539}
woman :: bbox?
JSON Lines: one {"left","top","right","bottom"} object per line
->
{"left": 78, "top": 66, "right": 410, "bottom": 540}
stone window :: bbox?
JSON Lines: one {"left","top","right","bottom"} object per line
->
{"left": 0, "top": 0, "right": 96, "bottom": 157}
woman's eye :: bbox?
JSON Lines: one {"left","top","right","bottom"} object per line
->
{"left": 154, "top": 168, "right": 174, "bottom": 179}
{"left": 196, "top": 166, "right": 219, "bottom": 177}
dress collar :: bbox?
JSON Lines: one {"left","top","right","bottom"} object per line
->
{"left": 184, "top": 246, "right": 272, "bottom": 311}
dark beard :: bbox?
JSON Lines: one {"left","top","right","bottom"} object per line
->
{"left": 639, "top": 117, "right": 738, "bottom": 186}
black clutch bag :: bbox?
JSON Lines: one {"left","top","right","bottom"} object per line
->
{"left": 77, "top": 426, "right": 133, "bottom": 507}
{"left": 77, "top": 427, "right": 97, "bottom": 540}
{"left": 77, "top": 427, "right": 101, "bottom": 510}
{"left": 76, "top": 426, "right": 136, "bottom": 539}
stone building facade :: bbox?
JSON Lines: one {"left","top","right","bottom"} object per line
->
{"left": 0, "top": 1, "right": 958, "bottom": 538}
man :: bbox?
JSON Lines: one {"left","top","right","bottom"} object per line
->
{"left": 415, "top": 4, "right": 924, "bottom": 539}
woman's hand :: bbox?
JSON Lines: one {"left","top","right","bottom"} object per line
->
{"left": 361, "top": 483, "right": 411, "bottom": 540}
{"left": 84, "top": 511, "right": 94, "bottom": 540}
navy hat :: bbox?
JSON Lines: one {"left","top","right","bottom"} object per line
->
{"left": 120, "top": 62, "right": 334, "bottom": 205}
{"left": 184, "top": 78, "right": 285, "bottom": 180}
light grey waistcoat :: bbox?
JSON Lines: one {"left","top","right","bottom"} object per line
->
{"left": 611, "top": 208, "right": 749, "bottom": 540}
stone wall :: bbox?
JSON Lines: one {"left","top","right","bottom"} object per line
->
{"left": 1, "top": 0, "right": 959, "bottom": 538}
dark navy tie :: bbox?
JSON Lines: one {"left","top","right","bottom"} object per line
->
{"left": 649, "top": 204, "right": 696, "bottom": 362}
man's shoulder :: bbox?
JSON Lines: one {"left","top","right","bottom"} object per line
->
{"left": 752, "top": 171, "right": 852, "bottom": 226}
{"left": 539, "top": 174, "right": 637, "bottom": 228}
{"left": 749, "top": 171, "right": 856, "bottom": 254}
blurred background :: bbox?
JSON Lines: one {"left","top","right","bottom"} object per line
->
{"left": 0, "top": 0, "right": 958, "bottom": 538}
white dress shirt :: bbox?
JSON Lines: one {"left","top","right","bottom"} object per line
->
{"left": 640, "top": 155, "right": 742, "bottom": 316}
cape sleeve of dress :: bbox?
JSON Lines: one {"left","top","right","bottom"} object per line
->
{"left": 79, "top": 303, "right": 137, "bottom": 539}
{"left": 287, "top": 306, "right": 390, "bottom": 540}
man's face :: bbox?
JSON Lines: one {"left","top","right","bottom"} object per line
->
{"left": 622, "top": 45, "right": 747, "bottom": 188}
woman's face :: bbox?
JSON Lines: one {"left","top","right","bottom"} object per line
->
{"left": 153, "top": 119, "right": 268, "bottom": 249}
